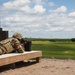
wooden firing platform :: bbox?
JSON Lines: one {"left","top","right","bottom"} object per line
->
{"left": 0, "top": 51, "right": 42, "bottom": 67}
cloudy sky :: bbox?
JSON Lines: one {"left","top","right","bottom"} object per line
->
{"left": 0, "top": 0, "right": 75, "bottom": 38}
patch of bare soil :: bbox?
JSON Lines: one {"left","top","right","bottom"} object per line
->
{"left": 0, "top": 59, "right": 75, "bottom": 75}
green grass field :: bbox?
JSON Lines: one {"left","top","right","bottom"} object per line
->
{"left": 31, "top": 41, "right": 75, "bottom": 59}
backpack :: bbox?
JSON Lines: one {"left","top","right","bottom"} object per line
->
{"left": 0, "top": 38, "right": 14, "bottom": 53}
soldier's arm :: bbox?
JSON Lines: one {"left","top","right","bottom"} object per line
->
{"left": 11, "top": 38, "right": 25, "bottom": 53}
{"left": 16, "top": 45, "right": 25, "bottom": 53}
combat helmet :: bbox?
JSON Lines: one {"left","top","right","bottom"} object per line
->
{"left": 12, "top": 32, "right": 22, "bottom": 40}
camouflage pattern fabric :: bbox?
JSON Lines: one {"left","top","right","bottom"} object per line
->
{"left": 0, "top": 38, "right": 25, "bottom": 55}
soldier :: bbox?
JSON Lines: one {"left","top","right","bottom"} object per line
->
{"left": 13, "top": 32, "right": 32, "bottom": 51}
{"left": 0, "top": 32, "right": 25, "bottom": 55}
{"left": 12, "top": 32, "right": 25, "bottom": 50}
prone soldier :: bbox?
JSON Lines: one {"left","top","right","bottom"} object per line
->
{"left": 0, "top": 32, "right": 25, "bottom": 55}
{"left": 13, "top": 32, "right": 32, "bottom": 51}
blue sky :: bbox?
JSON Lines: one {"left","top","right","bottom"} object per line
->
{"left": 0, "top": 0, "right": 75, "bottom": 38}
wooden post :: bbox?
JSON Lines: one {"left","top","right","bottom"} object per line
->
{"left": 36, "top": 57, "right": 40, "bottom": 63}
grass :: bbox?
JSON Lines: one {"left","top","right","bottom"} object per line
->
{"left": 31, "top": 41, "right": 75, "bottom": 59}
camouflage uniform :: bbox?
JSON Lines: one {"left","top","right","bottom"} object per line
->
{"left": 0, "top": 38, "right": 25, "bottom": 55}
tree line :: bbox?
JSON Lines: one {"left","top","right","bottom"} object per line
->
{"left": 24, "top": 38, "right": 75, "bottom": 42}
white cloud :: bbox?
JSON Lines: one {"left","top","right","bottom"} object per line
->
{"left": 3, "top": 0, "right": 30, "bottom": 7}
{"left": 20, "top": 5, "right": 31, "bottom": 13}
{"left": 55, "top": 6, "right": 67, "bottom": 13}
{"left": 46, "top": 27, "right": 64, "bottom": 32}
{"left": 33, "top": 5, "right": 46, "bottom": 14}
{"left": 49, "top": 6, "right": 67, "bottom": 13}
{"left": 20, "top": 5, "right": 46, "bottom": 14}
{"left": 3, "top": 10, "right": 75, "bottom": 34}
{"left": 2, "top": 0, "right": 30, "bottom": 12}
{"left": 1, "top": 0, "right": 46, "bottom": 14}
{"left": 68, "top": 12, "right": 75, "bottom": 17}
{"left": 2, "top": 13, "right": 44, "bottom": 29}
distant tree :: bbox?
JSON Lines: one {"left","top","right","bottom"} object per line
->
{"left": 71, "top": 38, "right": 75, "bottom": 42}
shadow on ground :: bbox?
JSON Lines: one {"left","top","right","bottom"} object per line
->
{"left": 0, "top": 60, "right": 37, "bottom": 73}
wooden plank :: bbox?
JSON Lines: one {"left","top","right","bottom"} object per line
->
{"left": 0, "top": 51, "right": 42, "bottom": 66}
